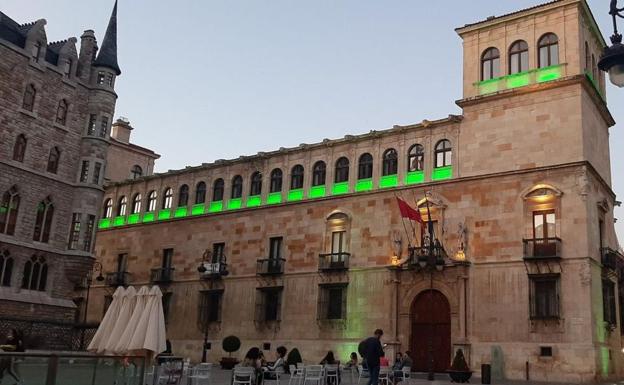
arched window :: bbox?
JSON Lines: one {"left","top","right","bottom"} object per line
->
{"left": 21, "top": 255, "right": 47, "bottom": 291}
{"left": 250, "top": 172, "right": 262, "bottom": 196}
{"left": 22, "top": 84, "right": 36, "bottom": 111}
{"left": 408, "top": 144, "right": 424, "bottom": 172}
{"left": 231, "top": 176, "right": 243, "bottom": 199}
{"left": 117, "top": 196, "right": 127, "bottom": 216}
{"left": 291, "top": 165, "right": 304, "bottom": 190}
{"left": 195, "top": 182, "right": 207, "bottom": 204}
{"left": 147, "top": 191, "right": 157, "bottom": 211}
{"left": 131, "top": 193, "right": 142, "bottom": 214}
{"left": 178, "top": 185, "right": 189, "bottom": 207}
{"left": 509, "top": 40, "right": 529, "bottom": 74}
{"left": 103, "top": 198, "right": 113, "bottom": 218}
{"left": 131, "top": 165, "right": 143, "bottom": 179}
{"left": 382, "top": 149, "right": 398, "bottom": 176}
{"left": 33, "top": 197, "right": 54, "bottom": 243}
{"left": 0, "top": 187, "right": 20, "bottom": 236}
{"left": 358, "top": 153, "right": 373, "bottom": 179}
{"left": 270, "top": 169, "right": 283, "bottom": 193}
{"left": 538, "top": 33, "right": 559, "bottom": 68}
{"left": 312, "top": 161, "right": 326, "bottom": 186}
{"left": 335, "top": 157, "right": 350, "bottom": 183}
{"left": 13, "top": 134, "right": 27, "bottom": 162}
{"left": 212, "top": 179, "right": 224, "bottom": 201}
{"left": 481, "top": 48, "right": 500, "bottom": 80}
{"left": 56, "top": 99, "right": 68, "bottom": 125}
{"left": 585, "top": 41, "right": 591, "bottom": 71}
{"left": 0, "top": 250, "right": 13, "bottom": 287}
{"left": 592, "top": 54, "right": 597, "bottom": 80}
{"left": 162, "top": 188, "right": 173, "bottom": 209}
{"left": 46, "top": 147, "right": 60, "bottom": 174}
{"left": 435, "top": 139, "right": 452, "bottom": 168}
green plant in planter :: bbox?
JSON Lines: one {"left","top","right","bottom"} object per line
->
{"left": 450, "top": 349, "right": 469, "bottom": 371}
{"left": 220, "top": 335, "right": 241, "bottom": 369}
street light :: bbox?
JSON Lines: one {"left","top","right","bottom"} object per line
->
{"left": 80, "top": 261, "right": 104, "bottom": 349}
{"left": 598, "top": 1, "right": 624, "bottom": 87}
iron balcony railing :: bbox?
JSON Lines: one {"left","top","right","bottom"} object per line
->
{"left": 318, "top": 252, "right": 350, "bottom": 271}
{"left": 523, "top": 237, "right": 562, "bottom": 260}
{"left": 199, "top": 261, "right": 228, "bottom": 279}
{"left": 601, "top": 247, "right": 622, "bottom": 271}
{"left": 104, "top": 271, "right": 130, "bottom": 287}
{"left": 256, "top": 258, "right": 286, "bottom": 276}
{"left": 150, "top": 267, "right": 175, "bottom": 284}
{"left": 407, "top": 245, "right": 448, "bottom": 268}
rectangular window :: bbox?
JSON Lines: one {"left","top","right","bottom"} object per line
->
{"left": 87, "top": 114, "right": 97, "bottom": 136}
{"left": 198, "top": 290, "right": 223, "bottom": 328}
{"left": 79, "top": 161, "right": 90, "bottom": 183}
{"left": 162, "top": 292, "right": 173, "bottom": 324}
{"left": 92, "top": 163, "right": 102, "bottom": 185}
{"left": 116, "top": 253, "right": 128, "bottom": 273}
{"left": 64, "top": 59, "right": 72, "bottom": 77}
{"left": 212, "top": 242, "right": 225, "bottom": 263}
{"left": 106, "top": 73, "right": 114, "bottom": 87}
{"left": 530, "top": 275, "right": 559, "bottom": 319}
{"left": 83, "top": 215, "right": 95, "bottom": 252}
{"left": 318, "top": 284, "right": 348, "bottom": 320}
{"left": 255, "top": 288, "right": 282, "bottom": 322}
{"left": 97, "top": 72, "right": 106, "bottom": 85}
{"left": 532, "top": 210, "right": 557, "bottom": 257}
{"left": 99, "top": 117, "right": 108, "bottom": 138}
{"left": 31, "top": 43, "right": 40, "bottom": 62}
{"left": 603, "top": 279, "right": 617, "bottom": 326}
{"left": 162, "top": 248, "right": 173, "bottom": 269}
{"left": 67, "top": 213, "right": 81, "bottom": 250}
{"left": 269, "top": 237, "right": 283, "bottom": 259}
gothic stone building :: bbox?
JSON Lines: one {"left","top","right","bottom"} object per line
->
{"left": 0, "top": 2, "right": 153, "bottom": 329}
{"left": 90, "top": 0, "right": 622, "bottom": 382}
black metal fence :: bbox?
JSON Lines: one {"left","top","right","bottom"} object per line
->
{"left": 0, "top": 317, "right": 98, "bottom": 351}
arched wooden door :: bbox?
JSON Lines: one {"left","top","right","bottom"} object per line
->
{"left": 410, "top": 289, "right": 451, "bottom": 372}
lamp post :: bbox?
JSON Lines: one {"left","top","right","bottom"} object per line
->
{"left": 598, "top": 1, "right": 624, "bottom": 86}
{"left": 80, "top": 261, "right": 104, "bottom": 349}
{"left": 198, "top": 250, "right": 211, "bottom": 363}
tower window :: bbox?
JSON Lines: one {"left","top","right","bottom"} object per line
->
{"left": 87, "top": 114, "right": 97, "bottom": 136}
{"left": 291, "top": 165, "right": 304, "bottom": 190}
{"left": 434, "top": 140, "right": 452, "bottom": 168}
{"left": 538, "top": 33, "right": 559, "bottom": 68}
{"left": 312, "top": 161, "right": 326, "bottom": 186}
{"left": 250, "top": 172, "right": 262, "bottom": 196}
{"left": 0, "top": 250, "right": 13, "bottom": 287}
{"left": 92, "top": 162, "right": 102, "bottom": 185}
{"left": 83, "top": 215, "right": 96, "bottom": 252}
{"left": 103, "top": 199, "right": 113, "bottom": 218}
{"left": 131, "top": 165, "right": 143, "bottom": 179}
{"left": 195, "top": 182, "right": 207, "bottom": 204}
{"left": 481, "top": 47, "right": 500, "bottom": 80}
{"left": 79, "top": 161, "right": 90, "bottom": 183}
{"left": 358, "top": 153, "right": 373, "bottom": 179}
{"left": 68, "top": 213, "right": 81, "bottom": 250}
{"left": 22, "top": 84, "right": 36, "bottom": 111}
{"left": 46, "top": 147, "right": 60, "bottom": 174}
{"left": 33, "top": 198, "right": 54, "bottom": 243}
{"left": 0, "top": 187, "right": 20, "bottom": 236}
{"left": 212, "top": 179, "right": 224, "bottom": 201}
{"left": 270, "top": 169, "right": 283, "bottom": 193}
{"left": 22, "top": 255, "right": 48, "bottom": 291}
{"left": 509, "top": 40, "right": 529, "bottom": 74}
{"left": 117, "top": 196, "right": 127, "bottom": 216}
{"left": 56, "top": 100, "right": 68, "bottom": 125}
{"left": 335, "top": 157, "right": 349, "bottom": 183}
{"left": 231, "top": 176, "right": 243, "bottom": 199}
{"left": 162, "top": 188, "right": 173, "bottom": 209}
{"left": 97, "top": 72, "right": 106, "bottom": 85}
{"left": 178, "top": 185, "right": 189, "bottom": 207}
{"left": 408, "top": 144, "right": 424, "bottom": 172}
{"left": 13, "top": 134, "right": 27, "bottom": 162}
{"left": 147, "top": 191, "right": 157, "bottom": 212}
{"left": 99, "top": 116, "right": 109, "bottom": 138}
{"left": 382, "top": 149, "right": 398, "bottom": 176}
{"left": 131, "top": 193, "right": 142, "bottom": 214}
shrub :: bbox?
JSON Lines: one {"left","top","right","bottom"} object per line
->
{"left": 222, "top": 335, "right": 241, "bottom": 357}
{"left": 450, "top": 349, "right": 469, "bottom": 371}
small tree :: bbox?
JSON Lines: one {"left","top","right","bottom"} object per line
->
{"left": 222, "top": 335, "right": 241, "bottom": 357}
{"left": 450, "top": 349, "right": 469, "bottom": 372}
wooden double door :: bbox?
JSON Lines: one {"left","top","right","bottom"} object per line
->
{"left": 410, "top": 290, "right": 451, "bottom": 372}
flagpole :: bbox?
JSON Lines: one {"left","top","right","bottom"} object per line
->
{"left": 394, "top": 193, "right": 413, "bottom": 248}
{"left": 410, "top": 189, "right": 424, "bottom": 246}
{"left": 399, "top": 192, "right": 417, "bottom": 242}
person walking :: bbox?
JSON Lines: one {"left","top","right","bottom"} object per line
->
{"left": 0, "top": 329, "right": 24, "bottom": 385}
{"left": 362, "top": 329, "right": 384, "bottom": 385}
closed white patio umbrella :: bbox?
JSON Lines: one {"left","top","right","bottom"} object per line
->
{"left": 103, "top": 285, "right": 136, "bottom": 353}
{"left": 114, "top": 286, "right": 149, "bottom": 353}
{"left": 87, "top": 286, "right": 125, "bottom": 352}
{"left": 128, "top": 285, "right": 167, "bottom": 355}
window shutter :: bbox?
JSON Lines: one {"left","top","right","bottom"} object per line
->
{"left": 341, "top": 286, "right": 348, "bottom": 320}
{"left": 198, "top": 291, "right": 207, "bottom": 331}
{"left": 216, "top": 292, "right": 223, "bottom": 322}
{"left": 276, "top": 289, "right": 283, "bottom": 321}
{"left": 529, "top": 278, "right": 536, "bottom": 319}
{"left": 317, "top": 286, "right": 327, "bottom": 320}
{"left": 255, "top": 290, "right": 265, "bottom": 322}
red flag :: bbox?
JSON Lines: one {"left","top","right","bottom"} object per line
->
{"left": 396, "top": 197, "right": 423, "bottom": 224}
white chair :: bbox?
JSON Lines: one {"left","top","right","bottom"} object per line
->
{"left": 157, "top": 361, "right": 185, "bottom": 385}
{"left": 288, "top": 365, "right": 304, "bottom": 385}
{"left": 303, "top": 365, "right": 323, "bottom": 385}
{"left": 400, "top": 367, "right": 411, "bottom": 385}
{"left": 233, "top": 366, "right": 255, "bottom": 385}
{"left": 262, "top": 366, "right": 284, "bottom": 385}
{"left": 357, "top": 366, "right": 369, "bottom": 385}
{"left": 378, "top": 367, "right": 393, "bottom": 385}
{"left": 145, "top": 365, "right": 156, "bottom": 385}
{"left": 188, "top": 363, "right": 212, "bottom": 385}
{"left": 324, "top": 365, "right": 339, "bottom": 385}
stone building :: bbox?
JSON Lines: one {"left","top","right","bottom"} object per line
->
{"left": 0, "top": 3, "right": 126, "bottom": 327}
{"left": 90, "top": 0, "right": 623, "bottom": 382}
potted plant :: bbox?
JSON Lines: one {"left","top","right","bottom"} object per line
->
{"left": 220, "top": 335, "right": 241, "bottom": 369}
{"left": 447, "top": 349, "right": 472, "bottom": 383}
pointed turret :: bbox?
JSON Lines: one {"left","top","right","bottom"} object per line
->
{"left": 93, "top": 0, "right": 120, "bottom": 75}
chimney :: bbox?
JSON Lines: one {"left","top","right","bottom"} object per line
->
{"left": 111, "top": 117, "right": 133, "bottom": 143}
{"left": 77, "top": 29, "right": 97, "bottom": 80}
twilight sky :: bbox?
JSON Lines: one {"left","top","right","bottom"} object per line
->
{"left": 5, "top": 0, "right": 624, "bottom": 242}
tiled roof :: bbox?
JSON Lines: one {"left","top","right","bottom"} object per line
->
{"left": 93, "top": 0, "right": 120, "bottom": 75}
{"left": 457, "top": 0, "right": 564, "bottom": 30}
{"left": 0, "top": 11, "right": 27, "bottom": 47}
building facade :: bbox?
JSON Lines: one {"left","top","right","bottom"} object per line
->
{"left": 0, "top": 3, "right": 122, "bottom": 327}
{"left": 89, "top": 0, "right": 623, "bottom": 382}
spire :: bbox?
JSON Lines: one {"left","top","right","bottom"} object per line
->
{"left": 93, "top": 0, "right": 120, "bottom": 75}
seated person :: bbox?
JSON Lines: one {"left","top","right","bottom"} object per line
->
{"left": 392, "top": 352, "right": 403, "bottom": 371}
{"left": 262, "top": 346, "right": 287, "bottom": 379}
{"left": 320, "top": 351, "right": 340, "bottom": 384}
{"left": 345, "top": 352, "right": 358, "bottom": 369}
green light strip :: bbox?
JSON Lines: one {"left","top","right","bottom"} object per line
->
{"left": 355, "top": 178, "right": 373, "bottom": 192}
{"left": 406, "top": 171, "right": 424, "bottom": 185}
{"left": 432, "top": 166, "right": 453, "bottom": 181}
{"left": 113, "top": 216, "right": 125, "bottom": 227}
{"left": 476, "top": 64, "right": 564, "bottom": 95}
{"left": 142, "top": 212, "right": 155, "bottom": 223}
{"left": 332, "top": 182, "right": 349, "bottom": 195}
{"left": 208, "top": 201, "right": 223, "bottom": 213}
{"left": 506, "top": 72, "right": 530, "bottom": 89}
{"left": 98, "top": 218, "right": 111, "bottom": 229}
{"left": 128, "top": 213, "right": 141, "bottom": 224}
{"left": 174, "top": 206, "right": 188, "bottom": 218}
{"left": 158, "top": 209, "right": 171, "bottom": 220}
{"left": 228, "top": 198, "right": 242, "bottom": 210}
{"left": 267, "top": 192, "right": 282, "bottom": 205}
{"left": 288, "top": 189, "right": 304, "bottom": 201}
{"left": 379, "top": 174, "right": 398, "bottom": 189}
{"left": 192, "top": 204, "right": 205, "bottom": 215}
{"left": 247, "top": 195, "right": 262, "bottom": 207}
{"left": 309, "top": 185, "right": 326, "bottom": 198}
{"left": 536, "top": 65, "right": 562, "bottom": 83}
